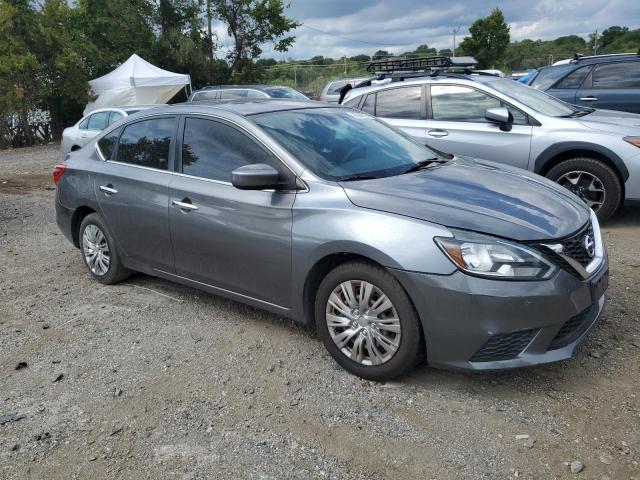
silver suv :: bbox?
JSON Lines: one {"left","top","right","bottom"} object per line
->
{"left": 342, "top": 73, "right": 640, "bottom": 220}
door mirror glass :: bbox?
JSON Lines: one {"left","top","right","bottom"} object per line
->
{"left": 485, "top": 107, "right": 513, "bottom": 130}
{"left": 231, "top": 163, "right": 280, "bottom": 190}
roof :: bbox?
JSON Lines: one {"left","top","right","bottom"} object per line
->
{"left": 548, "top": 52, "right": 640, "bottom": 68}
{"left": 148, "top": 99, "right": 336, "bottom": 117}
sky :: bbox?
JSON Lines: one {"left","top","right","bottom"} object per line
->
{"left": 213, "top": 0, "right": 640, "bottom": 60}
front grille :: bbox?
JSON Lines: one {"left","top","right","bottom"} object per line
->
{"left": 470, "top": 328, "right": 539, "bottom": 362}
{"left": 548, "top": 307, "right": 592, "bottom": 350}
{"left": 533, "top": 221, "right": 595, "bottom": 279}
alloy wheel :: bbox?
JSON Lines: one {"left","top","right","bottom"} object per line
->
{"left": 82, "top": 224, "right": 110, "bottom": 276}
{"left": 325, "top": 280, "right": 401, "bottom": 366}
{"left": 556, "top": 170, "right": 606, "bottom": 212}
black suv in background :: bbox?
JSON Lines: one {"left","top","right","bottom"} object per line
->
{"left": 527, "top": 53, "right": 640, "bottom": 113}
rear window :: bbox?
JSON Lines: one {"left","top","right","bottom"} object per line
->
{"left": 530, "top": 65, "right": 575, "bottom": 90}
{"left": 592, "top": 62, "right": 640, "bottom": 88}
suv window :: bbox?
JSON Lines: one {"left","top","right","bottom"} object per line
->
{"left": 87, "top": 112, "right": 110, "bottom": 130}
{"left": 116, "top": 117, "right": 175, "bottom": 170}
{"left": 181, "top": 117, "right": 289, "bottom": 184}
{"left": 592, "top": 62, "right": 640, "bottom": 88}
{"left": 97, "top": 127, "right": 122, "bottom": 160}
{"left": 556, "top": 66, "right": 592, "bottom": 89}
{"left": 431, "top": 85, "right": 527, "bottom": 124}
{"left": 375, "top": 86, "right": 422, "bottom": 119}
{"left": 361, "top": 93, "right": 375, "bottom": 115}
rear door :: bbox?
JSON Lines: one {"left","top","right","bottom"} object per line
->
{"left": 370, "top": 85, "right": 427, "bottom": 142}
{"left": 94, "top": 115, "right": 176, "bottom": 272}
{"left": 168, "top": 115, "right": 296, "bottom": 307}
{"left": 81, "top": 111, "right": 111, "bottom": 147}
{"left": 575, "top": 61, "right": 640, "bottom": 113}
{"left": 424, "top": 84, "right": 533, "bottom": 169}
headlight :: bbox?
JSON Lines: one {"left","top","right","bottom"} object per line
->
{"left": 624, "top": 136, "right": 640, "bottom": 149}
{"left": 435, "top": 232, "right": 557, "bottom": 280}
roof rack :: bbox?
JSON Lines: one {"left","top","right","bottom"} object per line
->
{"left": 366, "top": 55, "right": 478, "bottom": 73}
{"left": 571, "top": 51, "right": 640, "bottom": 63}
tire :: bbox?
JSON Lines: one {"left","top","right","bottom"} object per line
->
{"left": 546, "top": 158, "right": 622, "bottom": 221}
{"left": 315, "top": 261, "right": 424, "bottom": 381}
{"left": 79, "top": 213, "right": 130, "bottom": 285}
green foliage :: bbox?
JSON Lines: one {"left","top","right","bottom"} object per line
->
{"left": 459, "top": 8, "right": 510, "bottom": 68}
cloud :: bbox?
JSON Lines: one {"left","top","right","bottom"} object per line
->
{"left": 213, "top": 0, "right": 639, "bottom": 60}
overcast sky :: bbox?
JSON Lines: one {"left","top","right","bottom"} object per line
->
{"left": 213, "top": 0, "right": 640, "bottom": 60}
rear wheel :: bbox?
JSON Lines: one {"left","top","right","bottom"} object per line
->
{"left": 546, "top": 157, "right": 622, "bottom": 221}
{"left": 79, "top": 213, "right": 130, "bottom": 284}
{"left": 315, "top": 261, "right": 424, "bottom": 381}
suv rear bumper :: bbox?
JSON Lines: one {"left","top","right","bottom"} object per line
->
{"left": 392, "top": 259, "right": 608, "bottom": 371}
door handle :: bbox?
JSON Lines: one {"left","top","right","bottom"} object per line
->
{"left": 172, "top": 199, "right": 198, "bottom": 211}
{"left": 427, "top": 129, "right": 449, "bottom": 138}
{"left": 579, "top": 96, "right": 598, "bottom": 101}
{"left": 99, "top": 185, "right": 118, "bottom": 195}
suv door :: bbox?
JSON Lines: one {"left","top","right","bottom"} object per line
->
{"left": 369, "top": 85, "right": 426, "bottom": 141}
{"left": 425, "top": 84, "right": 533, "bottom": 169}
{"left": 168, "top": 116, "right": 296, "bottom": 307}
{"left": 545, "top": 65, "right": 593, "bottom": 105}
{"left": 94, "top": 116, "right": 176, "bottom": 272}
{"left": 575, "top": 61, "right": 640, "bottom": 113}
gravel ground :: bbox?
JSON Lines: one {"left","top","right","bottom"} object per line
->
{"left": 1, "top": 144, "right": 639, "bottom": 480}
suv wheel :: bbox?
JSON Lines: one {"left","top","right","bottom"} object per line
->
{"left": 315, "top": 261, "right": 424, "bottom": 381}
{"left": 546, "top": 157, "right": 622, "bottom": 221}
{"left": 79, "top": 213, "right": 130, "bottom": 284}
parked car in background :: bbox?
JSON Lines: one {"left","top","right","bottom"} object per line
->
{"left": 54, "top": 101, "right": 608, "bottom": 380}
{"left": 526, "top": 53, "right": 640, "bottom": 113}
{"left": 188, "top": 85, "right": 308, "bottom": 102}
{"left": 342, "top": 72, "right": 640, "bottom": 220}
{"left": 320, "top": 77, "right": 371, "bottom": 102}
{"left": 61, "top": 106, "right": 154, "bottom": 155}
{"left": 475, "top": 69, "right": 505, "bottom": 77}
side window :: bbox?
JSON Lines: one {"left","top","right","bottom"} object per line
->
{"left": 361, "top": 93, "right": 375, "bottom": 115}
{"left": 108, "top": 111, "right": 124, "bottom": 125}
{"left": 79, "top": 117, "right": 89, "bottom": 129}
{"left": 431, "top": 85, "right": 501, "bottom": 123}
{"left": 97, "top": 127, "right": 122, "bottom": 160}
{"left": 193, "top": 91, "right": 219, "bottom": 101}
{"left": 181, "top": 117, "right": 290, "bottom": 185}
{"left": 87, "top": 112, "right": 110, "bottom": 131}
{"left": 246, "top": 90, "right": 267, "bottom": 99}
{"left": 375, "top": 86, "right": 422, "bottom": 119}
{"left": 116, "top": 117, "right": 175, "bottom": 170}
{"left": 592, "top": 62, "right": 640, "bottom": 88}
{"left": 342, "top": 96, "right": 361, "bottom": 108}
{"left": 220, "top": 90, "right": 247, "bottom": 100}
{"left": 556, "top": 66, "right": 592, "bottom": 89}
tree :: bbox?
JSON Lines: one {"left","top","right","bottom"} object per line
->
{"left": 599, "top": 26, "right": 629, "bottom": 49}
{"left": 438, "top": 48, "right": 453, "bottom": 57}
{"left": 211, "top": 0, "right": 298, "bottom": 77}
{"left": 459, "top": 7, "right": 510, "bottom": 68}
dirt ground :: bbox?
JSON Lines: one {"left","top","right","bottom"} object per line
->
{"left": 1, "top": 144, "right": 639, "bottom": 480}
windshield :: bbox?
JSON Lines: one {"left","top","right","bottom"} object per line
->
{"left": 252, "top": 108, "right": 439, "bottom": 181}
{"left": 488, "top": 78, "right": 577, "bottom": 117}
{"left": 264, "top": 87, "right": 308, "bottom": 99}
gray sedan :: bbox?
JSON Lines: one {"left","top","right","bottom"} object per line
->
{"left": 54, "top": 101, "right": 609, "bottom": 380}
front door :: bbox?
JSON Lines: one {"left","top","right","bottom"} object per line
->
{"left": 94, "top": 116, "right": 176, "bottom": 272}
{"left": 169, "top": 116, "right": 296, "bottom": 308}
{"left": 425, "top": 84, "right": 533, "bottom": 169}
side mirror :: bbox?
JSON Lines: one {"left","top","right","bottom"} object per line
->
{"left": 231, "top": 163, "right": 280, "bottom": 190}
{"left": 485, "top": 107, "right": 513, "bottom": 131}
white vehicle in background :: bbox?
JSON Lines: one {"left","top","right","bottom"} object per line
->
{"left": 475, "top": 69, "right": 505, "bottom": 77}
{"left": 61, "top": 106, "right": 155, "bottom": 155}
{"left": 320, "top": 77, "right": 371, "bottom": 103}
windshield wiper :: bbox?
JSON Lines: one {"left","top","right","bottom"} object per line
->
{"left": 339, "top": 175, "right": 379, "bottom": 182}
{"left": 402, "top": 157, "right": 443, "bottom": 174}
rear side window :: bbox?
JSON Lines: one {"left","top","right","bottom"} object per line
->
{"left": 361, "top": 94, "right": 375, "bottom": 115}
{"left": 192, "top": 91, "right": 219, "bottom": 101}
{"left": 87, "top": 112, "right": 109, "bottom": 130}
{"left": 108, "top": 111, "right": 123, "bottom": 125}
{"left": 556, "top": 66, "right": 592, "bottom": 89}
{"left": 246, "top": 90, "right": 268, "bottom": 99}
{"left": 181, "top": 117, "right": 286, "bottom": 184}
{"left": 375, "top": 86, "right": 422, "bottom": 119}
{"left": 97, "top": 127, "right": 122, "bottom": 160}
{"left": 79, "top": 117, "right": 89, "bottom": 129}
{"left": 592, "top": 62, "right": 640, "bottom": 88}
{"left": 342, "top": 96, "right": 361, "bottom": 108}
{"left": 116, "top": 117, "right": 175, "bottom": 170}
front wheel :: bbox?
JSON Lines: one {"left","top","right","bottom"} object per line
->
{"left": 315, "top": 262, "right": 424, "bottom": 381}
{"left": 546, "top": 158, "right": 622, "bottom": 221}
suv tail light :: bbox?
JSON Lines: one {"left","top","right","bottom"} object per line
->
{"left": 53, "top": 163, "right": 67, "bottom": 185}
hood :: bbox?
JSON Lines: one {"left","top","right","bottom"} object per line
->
{"left": 578, "top": 109, "right": 640, "bottom": 135}
{"left": 341, "top": 157, "right": 590, "bottom": 241}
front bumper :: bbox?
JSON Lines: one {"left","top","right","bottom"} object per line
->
{"left": 393, "top": 257, "right": 608, "bottom": 371}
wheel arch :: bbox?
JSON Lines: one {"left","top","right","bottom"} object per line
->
{"left": 70, "top": 206, "right": 97, "bottom": 247}
{"left": 534, "top": 143, "right": 628, "bottom": 187}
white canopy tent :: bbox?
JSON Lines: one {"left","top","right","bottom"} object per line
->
{"left": 84, "top": 54, "right": 191, "bottom": 114}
